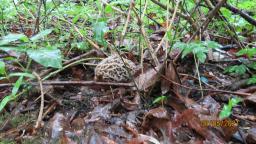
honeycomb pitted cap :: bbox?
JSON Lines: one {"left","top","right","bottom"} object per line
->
{"left": 95, "top": 55, "right": 136, "bottom": 82}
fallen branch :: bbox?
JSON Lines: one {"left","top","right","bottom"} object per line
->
{"left": 0, "top": 80, "right": 134, "bottom": 88}
{"left": 224, "top": 3, "right": 256, "bottom": 26}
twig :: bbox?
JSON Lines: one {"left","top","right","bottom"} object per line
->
{"left": 39, "top": 50, "right": 97, "bottom": 77}
{"left": 34, "top": 0, "right": 43, "bottom": 34}
{"left": 205, "top": 0, "right": 244, "bottom": 49}
{"left": 33, "top": 72, "right": 44, "bottom": 129}
{"left": 151, "top": 66, "right": 251, "bottom": 97}
{"left": 132, "top": 8, "right": 160, "bottom": 66}
{"left": 120, "top": 0, "right": 134, "bottom": 43}
{"left": 154, "top": 0, "right": 181, "bottom": 54}
{"left": 0, "top": 80, "right": 134, "bottom": 88}
{"left": 42, "top": 57, "right": 101, "bottom": 81}
{"left": 188, "top": 0, "right": 227, "bottom": 42}
{"left": 224, "top": 3, "right": 256, "bottom": 26}
{"left": 102, "top": 0, "right": 127, "bottom": 15}
{"left": 57, "top": 17, "right": 105, "bottom": 54}
{"left": 174, "top": 0, "right": 227, "bottom": 63}
{"left": 179, "top": 73, "right": 217, "bottom": 90}
{"left": 150, "top": 0, "right": 198, "bottom": 30}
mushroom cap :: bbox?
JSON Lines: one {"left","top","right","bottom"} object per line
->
{"left": 95, "top": 55, "right": 136, "bottom": 82}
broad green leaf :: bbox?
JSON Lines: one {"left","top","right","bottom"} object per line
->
{"left": 74, "top": 42, "right": 91, "bottom": 51}
{"left": 27, "top": 48, "right": 62, "bottom": 68}
{"left": 181, "top": 45, "right": 193, "bottom": 58}
{"left": 105, "top": 5, "right": 113, "bottom": 13}
{"left": 9, "top": 72, "right": 35, "bottom": 79}
{"left": 219, "top": 97, "right": 241, "bottom": 119}
{"left": 30, "top": 29, "right": 53, "bottom": 41}
{"left": 0, "top": 61, "right": 6, "bottom": 75}
{"left": 203, "top": 41, "right": 221, "bottom": 49}
{"left": 173, "top": 42, "right": 187, "bottom": 51}
{"left": 93, "top": 21, "right": 108, "bottom": 46}
{"left": 229, "top": 97, "right": 241, "bottom": 106}
{"left": 0, "top": 76, "right": 23, "bottom": 112}
{"left": 219, "top": 105, "right": 232, "bottom": 119}
{"left": 0, "top": 46, "right": 28, "bottom": 53}
{"left": 196, "top": 51, "right": 207, "bottom": 63}
{"left": 0, "top": 33, "right": 28, "bottom": 45}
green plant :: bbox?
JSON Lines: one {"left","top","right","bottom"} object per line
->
{"left": 0, "top": 76, "right": 23, "bottom": 111}
{"left": 0, "top": 29, "right": 63, "bottom": 111}
{"left": 0, "top": 30, "right": 62, "bottom": 69}
{"left": 153, "top": 95, "right": 167, "bottom": 105}
{"left": 247, "top": 75, "right": 256, "bottom": 84}
{"left": 224, "top": 64, "right": 247, "bottom": 75}
{"left": 173, "top": 41, "right": 220, "bottom": 63}
{"left": 225, "top": 47, "right": 256, "bottom": 85}
{"left": 219, "top": 97, "right": 241, "bottom": 119}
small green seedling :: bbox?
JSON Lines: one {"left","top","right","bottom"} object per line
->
{"left": 219, "top": 97, "right": 242, "bottom": 119}
{"left": 0, "top": 76, "right": 24, "bottom": 112}
{"left": 153, "top": 95, "right": 167, "bottom": 106}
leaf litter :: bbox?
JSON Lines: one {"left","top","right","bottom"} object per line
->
{"left": 0, "top": 1, "right": 256, "bottom": 144}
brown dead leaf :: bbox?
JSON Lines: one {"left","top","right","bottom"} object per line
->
{"left": 245, "top": 93, "right": 256, "bottom": 104}
{"left": 141, "top": 107, "right": 175, "bottom": 143}
{"left": 121, "top": 92, "right": 140, "bottom": 111}
{"left": 173, "top": 109, "right": 226, "bottom": 144}
{"left": 135, "top": 64, "right": 164, "bottom": 91}
{"left": 246, "top": 128, "right": 256, "bottom": 144}
{"left": 142, "top": 107, "right": 169, "bottom": 128}
{"left": 161, "top": 61, "right": 181, "bottom": 95}
{"left": 127, "top": 134, "right": 161, "bottom": 144}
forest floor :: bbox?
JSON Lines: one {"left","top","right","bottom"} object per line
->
{"left": 0, "top": 0, "right": 256, "bottom": 144}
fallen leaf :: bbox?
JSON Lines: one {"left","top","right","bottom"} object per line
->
{"left": 161, "top": 61, "right": 181, "bottom": 95}
{"left": 135, "top": 64, "right": 164, "bottom": 91}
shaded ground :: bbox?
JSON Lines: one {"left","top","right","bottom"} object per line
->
{"left": 0, "top": 0, "right": 256, "bottom": 144}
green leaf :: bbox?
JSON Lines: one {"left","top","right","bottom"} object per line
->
{"left": 11, "top": 76, "right": 23, "bottom": 95}
{"left": 9, "top": 72, "right": 35, "bottom": 79}
{"left": 30, "top": 29, "right": 53, "bottom": 41}
{"left": 219, "top": 97, "right": 241, "bottom": 119}
{"left": 196, "top": 51, "right": 207, "bottom": 63}
{"left": 224, "top": 64, "right": 247, "bottom": 75}
{"left": 153, "top": 96, "right": 167, "bottom": 104}
{"left": 181, "top": 45, "right": 193, "bottom": 58}
{"left": 0, "top": 95, "right": 13, "bottom": 112}
{"left": 27, "top": 48, "right": 62, "bottom": 68}
{"left": 0, "top": 76, "right": 23, "bottom": 112}
{"left": 0, "top": 33, "right": 28, "bottom": 45}
{"left": 74, "top": 42, "right": 91, "bottom": 51}
{"left": 105, "top": 5, "right": 113, "bottom": 13}
{"left": 72, "top": 14, "right": 80, "bottom": 24}
{"left": 247, "top": 75, "right": 256, "bottom": 84}
{"left": 229, "top": 97, "right": 241, "bottom": 106}
{"left": 236, "top": 48, "right": 256, "bottom": 58}
{"left": 93, "top": 21, "right": 108, "bottom": 46}
{"left": 0, "top": 46, "right": 28, "bottom": 53}
{"left": 219, "top": 105, "right": 232, "bottom": 119}
{"left": 203, "top": 41, "right": 221, "bottom": 49}
{"left": 0, "top": 61, "right": 6, "bottom": 75}
{"left": 173, "top": 42, "right": 187, "bottom": 51}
